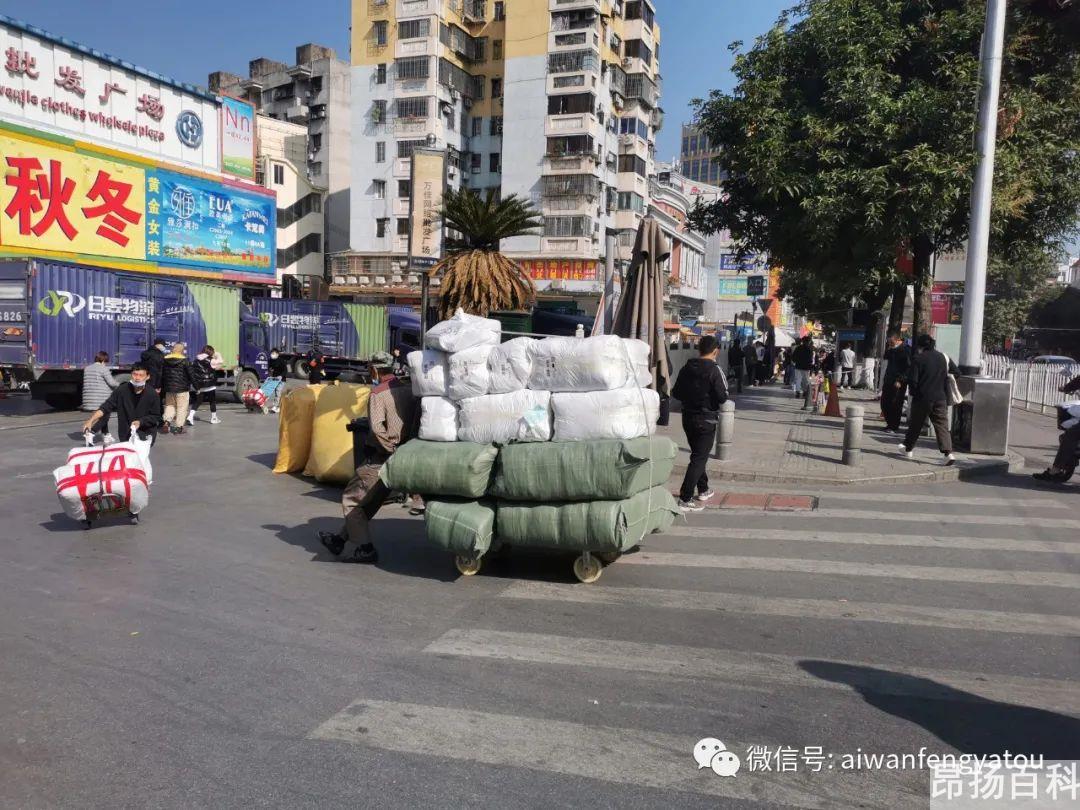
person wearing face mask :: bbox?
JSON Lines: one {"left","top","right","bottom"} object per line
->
{"left": 81, "top": 364, "right": 162, "bottom": 443}
{"left": 267, "top": 349, "right": 289, "bottom": 413}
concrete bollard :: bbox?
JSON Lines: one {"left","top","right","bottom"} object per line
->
{"left": 715, "top": 400, "right": 736, "bottom": 461}
{"left": 842, "top": 405, "right": 864, "bottom": 466}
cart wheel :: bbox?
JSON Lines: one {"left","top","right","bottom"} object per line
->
{"left": 455, "top": 555, "right": 482, "bottom": 577}
{"left": 573, "top": 553, "right": 603, "bottom": 584}
{"left": 83, "top": 519, "right": 92, "bottom": 530}
{"left": 598, "top": 552, "right": 620, "bottom": 565}
{"left": 129, "top": 513, "right": 140, "bottom": 525}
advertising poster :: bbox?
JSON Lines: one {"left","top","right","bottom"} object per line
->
{"left": 408, "top": 148, "right": 445, "bottom": 270}
{"left": 220, "top": 96, "right": 255, "bottom": 179}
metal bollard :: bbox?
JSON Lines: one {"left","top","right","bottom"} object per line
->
{"left": 842, "top": 405, "right": 864, "bottom": 466}
{"left": 715, "top": 400, "right": 736, "bottom": 461}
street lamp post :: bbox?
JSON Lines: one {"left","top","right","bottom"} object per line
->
{"left": 958, "top": 0, "right": 1008, "bottom": 375}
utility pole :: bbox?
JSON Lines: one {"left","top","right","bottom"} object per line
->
{"left": 958, "top": 0, "right": 1008, "bottom": 375}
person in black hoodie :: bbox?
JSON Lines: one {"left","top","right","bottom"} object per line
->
{"left": 880, "top": 331, "right": 911, "bottom": 432}
{"left": 160, "top": 343, "right": 195, "bottom": 435}
{"left": 672, "top": 335, "right": 729, "bottom": 512}
{"left": 81, "top": 364, "right": 161, "bottom": 442}
{"left": 898, "top": 333, "right": 957, "bottom": 465}
{"left": 140, "top": 338, "right": 167, "bottom": 393}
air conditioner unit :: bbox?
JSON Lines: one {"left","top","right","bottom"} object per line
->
{"left": 449, "top": 88, "right": 460, "bottom": 102}
{"left": 622, "top": 57, "right": 633, "bottom": 67}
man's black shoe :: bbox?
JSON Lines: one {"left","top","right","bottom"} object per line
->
{"left": 319, "top": 531, "right": 346, "bottom": 556}
{"left": 342, "top": 544, "right": 379, "bottom": 564}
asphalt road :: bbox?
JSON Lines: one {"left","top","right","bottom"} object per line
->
{"left": 0, "top": 396, "right": 1077, "bottom": 808}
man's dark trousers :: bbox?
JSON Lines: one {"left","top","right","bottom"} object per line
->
{"left": 680, "top": 412, "right": 716, "bottom": 501}
{"left": 1054, "top": 425, "right": 1080, "bottom": 471}
{"left": 881, "top": 379, "right": 905, "bottom": 430}
{"left": 903, "top": 400, "right": 952, "bottom": 454}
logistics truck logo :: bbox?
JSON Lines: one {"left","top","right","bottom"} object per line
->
{"left": 37, "top": 290, "right": 86, "bottom": 318}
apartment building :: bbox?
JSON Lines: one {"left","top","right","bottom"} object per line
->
{"left": 209, "top": 44, "right": 351, "bottom": 257}
{"left": 256, "top": 116, "right": 327, "bottom": 282}
{"left": 344, "top": 0, "right": 662, "bottom": 299}
{"left": 679, "top": 122, "right": 723, "bottom": 186}
{"left": 649, "top": 164, "right": 707, "bottom": 320}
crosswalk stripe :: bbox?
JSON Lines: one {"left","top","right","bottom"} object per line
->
{"left": 310, "top": 698, "right": 920, "bottom": 809}
{"left": 498, "top": 581, "right": 1080, "bottom": 637}
{"left": 666, "top": 527, "right": 1080, "bottom": 554}
{"left": 424, "top": 629, "right": 1080, "bottom": 716}
{"left": 616, "top": 552, "right": 1080, "bottom": 588}
{"left": 778, "top": 492, "right": 1069, "bottom": 509}
{"left": 705, "top": 508, "right": 1080, "bottom": 530}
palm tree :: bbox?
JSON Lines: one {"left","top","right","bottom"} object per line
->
{"left": 432, "top": 188, "right": 542, "bottom": 318}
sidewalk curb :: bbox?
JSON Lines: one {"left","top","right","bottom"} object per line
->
{"left": 671, "top": 451, "right": 1025, "bottom": 487}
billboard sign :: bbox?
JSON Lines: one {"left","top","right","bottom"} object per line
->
{"left": 408, "top": 148, "right": 445, "bottom": 270}
{"left": 220, "top": 96, "right": 255, "bottom": 179}
{"left": 0, "top": 122, "right": 275, "bottom": 282}
{"left": 520, "top": 259, "right": 598, "bottom": 281}
{"left": 0, "top": 18, "right": 222, "bottom": 173}
{"left": 719, "top": 253, "right": 766, "bottom": 272}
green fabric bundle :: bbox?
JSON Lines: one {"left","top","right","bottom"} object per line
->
{"left": 490, "top": 437, "right": 678, "bottom": 502}
{"left": 380, "top": 440, "right": 498, "bottom": 499}
{"left": 495, "top": 486, "right": 678, "bottom": 554}
{"left": 424, "top": 499, "right": 496, "bottom": 557}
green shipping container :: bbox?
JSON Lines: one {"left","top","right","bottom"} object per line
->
{"left": 188, "top": 282, "right": 241, "bottom": 367}
{"left": 343, "top": 303, "right": 390, "bottom": 360}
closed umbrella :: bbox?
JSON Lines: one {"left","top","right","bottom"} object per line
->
{"left": 612, "top": 218, "right": 672, "bottom": 423}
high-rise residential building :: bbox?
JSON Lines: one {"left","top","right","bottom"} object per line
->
{"left": 344, "top": 0, "right": 662, "bottom": 300}
{"left": 209, "top": 44, "right": 351, "bottom": 259}
{"left": 679, "top": 123, "right": 723, "bottom": 186}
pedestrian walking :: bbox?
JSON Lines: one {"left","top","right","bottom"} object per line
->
{"left": 898, "top": 334, "right": 957, "bottom": 465}
{"left": 318, "top": 360, "right": 419, "bottom": 564}
{"left": 791, "top": 337, "right": 815, "bottom": 399}
{"left": 671, "top": 335, "right": 729, "bottom": 512}
{"left": 161, "top": 343, "right": 194, "bottom": 435}
{"left": 727, "top": 341, "right": 745, "bottom": 391}
{"left": 840, "top": 343, "right": 857, "bottom": 388}
{"left": 880, "top": 332, "right": 911, "bottom": 433}
{"left": 752, "top": 341, "right": 768, "bottom": 386}
{"left": 140, "top": 338, "right": 167, "bottom": 393}
{"left": 81, "top": 351, "right": 118, "bottom": 446}
{"left": 188, "top": 345, "right": 223, "bottom": 426}
{"left": 267, "top": 349, "right": 289, "bottom": 413}
{"left": 81, "top": 363, "right": 161, "bottom": 443}
{"left": 307, "top": 351, "right": 326, "bottom": 385}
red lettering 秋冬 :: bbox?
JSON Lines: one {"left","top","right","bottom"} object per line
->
{"left": 82, "top": 170, "right": 142, "bottom": 247}
{"left": 4, "top": 157, "right": 78, "bottom": 240}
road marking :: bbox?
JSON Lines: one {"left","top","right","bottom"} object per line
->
{"left": 310, "top": 699, "right": 918, "bottom": 809}
{"left": 499, "top": 581, "right": 1080, "bottom": 637}
{"left": 699, "top": 508, "right": 1080, "bottom": 530}
{"left": 667, "top": 527, "right": 1080, "bottom": 554}
{"left": 797, "top": 492, "right": 1069, "bottom": 509}
{"left": 425, "top": 630, "right": 1080, "bottom": 716}
{"left": 616, "top": 553, "right": 1080, "bottom": 588}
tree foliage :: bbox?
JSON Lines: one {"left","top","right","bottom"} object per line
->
{"left": 688, "top": 0, "right": 1080, "bottom": 342}
{"left": 433, "top": 188, "right": 542, "bottom": 317}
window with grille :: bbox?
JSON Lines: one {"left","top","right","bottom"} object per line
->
{"left": 547, "top": 93, "right": 595, "bottom": 115}
{"left": 543, "top": 216, "right": 591, "bottom": 237}
{"left": 372, "top": 99, "right": 388, "bottom": 123}
{"left": 397, "top": 218, "right": 410, "bottom": 236}
{"left": 617, "top": 191, "right": 644, "bottom": 212}
{"left": 491, "top": 77, "right": 503, "bottom": 98}
{"left": 398, "top": 139, "right": 426, "bottom": 158}
{"left": 398, "top": 180, "right": 411, "bottom": 198}
{"left": 395, "top": 97, "right": 429, "bottom": 119}
{"left": 547, "top": 50, "right": 599, "bottom": 74}
{"left": 471, "top": 117, "right": 482, "bottom": 136}
{"left": 489, "top": 116, "right": 503, "bottom": 135}
{"left": 624, "top": 0, "right": 655, "bottom": 27}
{"left": 542, "top": 174, "right": 600, "bottom": 197}
{"left": 373, "top": 20, "right": 388, "bottom": 46}
{"left": 494, "top": 1, "right": 504, "bottom": 20}
{"left": 470, "top": 153, "right": 482, "bottom": 173}
{"left": 489, "top": 153, "right": 501, "bottom": 173}
{"left": 272, "top": 163, "right": 285, "bottom": 185}
{"left": 554, "top": 32, "right": 587, "bottom": 47}
{"left": 395, "top": 56, "right": 431, "bottom": 80}
{"left": 376, "top": 64, "right": 387, "bottom": 84}
{"left": 376, "top": 218, "right": 388, "bottom": 238}
{"left": 376, "top": 141, "right": 386, "bottom": 162}
{"left": 399, "top": 19, "right": 431, "bottom": 39}
{"left": 617, "top": 154, "right": 647, "bottom": 176}
{"left": 545, "top": 135, "right": 594, "bottom": 156}
{"left": 553, "top": 75, "right": 585, "bottom": 89}
{"left": 624, "top": 39, "right": 652, "bottom": 66}
{"left": 373, "top": 180, "right": 386, "bottom": 198}
{"left": 493, "top": 40, "right": 503, "bottom": 60}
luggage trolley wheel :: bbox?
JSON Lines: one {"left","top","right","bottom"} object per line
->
{"left": 83, "top": 519, "right": 93, "bottom": 531}
{"left": 454, "top": 555, "right": 482, "bottom": 577}
{"left": 573, "top": 552, "right": 603, "bottom": 584}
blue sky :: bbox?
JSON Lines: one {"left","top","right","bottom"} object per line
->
{"left": 1, "top": 0, "right": 792, "bottom": 160}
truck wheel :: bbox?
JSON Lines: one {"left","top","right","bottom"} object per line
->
{"left": 292, "top": 358, "right": 310, "bottom": 380}
{"left": 233, "top": 371, "right": 260, "bottom": 403}
{"left": 44, "top": 394, "right": 79, "bottom": 411}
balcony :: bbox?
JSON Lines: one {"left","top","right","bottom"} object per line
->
{"left": 396, "top": 38, "right": 433, "bottom": 58}
{"left": 545, "top": 113, "right": 597, "bottom": 136}
{"left": 393, "top": 158, "right": 412, "bottom": 177}
{"left": 285, "top": 104, "right": 309, "bottom": 123}
{"left": 542, "top": 174, "right": 601, "bottom": 199}
{"left": 543, "top": 154, "right": 597, "bottom": 174}
{"left": 397, "top": 0, "right": 436, "bottom": 15}
{"left": 461, "top": 0, "right": 486, "bottom": 22}
{"left": 624, "top": 72, "right": 660, "bottom": 109}
{"left": 549, "top": 0, "right": 601, "bottom": 12}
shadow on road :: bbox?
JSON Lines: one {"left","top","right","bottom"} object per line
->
{"left": 40, "top": 512, "right": 86, "bottom": 533}
{"left": 799, "top": 660, "right": 1080, "bottom": 759}
{"left": 246, "top": 452, "right": 278, "bottom": 470}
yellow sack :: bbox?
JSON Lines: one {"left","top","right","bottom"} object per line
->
{"left": 273, "top": 385, "right": 325, "bottom": 474}
{"left": 304, "top": 383, "right": 371, "bottom": 484}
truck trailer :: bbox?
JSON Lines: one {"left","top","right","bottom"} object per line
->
{"left": 0, "top": 258, "right": 269, "bottom": 409}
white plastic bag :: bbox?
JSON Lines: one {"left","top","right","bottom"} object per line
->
{"left": 54, "top": 443, "right": 150, "bottom": 521}
{"left": 419, "top": 396, "right": 459, "bottom": 442}
{"left": 487, "top": 337, "right": 536, "bottom": 394}
{"left": 130, "top": 432, "right": 154, "bottom": 486}
{"left": 408, "top": 350, "right": 450, "bottom": 397}
{"left": 528, "top": 335, "right": 641, "bottom": 392}
{"left": 448, "top": 343, "right": 495, "bottom": 401}
{"left": 623, "top": 339, "right": 652, "bottom": 387}
{"left": 552, "top": 388, "right": 660, "bottom": 442}
{"left": 458, "top": 390, "right": 552, "bottom": 444}
{"left": 424, "top": 310, "right": 501, "bottom": 354}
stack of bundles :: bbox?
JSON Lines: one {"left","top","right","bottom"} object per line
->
{"left": 393, "top": 312, "right": 679, "bottom": 572}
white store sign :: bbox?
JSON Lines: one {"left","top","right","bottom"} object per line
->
{"left": 0, "top": 19, "right": 221, "bottom": 173}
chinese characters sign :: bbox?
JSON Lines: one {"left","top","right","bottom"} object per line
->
{"left": 0, "top": 124, "right": 275, "bottom": 280}
{"left": 0, "top": 20, "right": 221, "bottom": 172}
{"left": 519, "top": 259, "right": 598, "bottom": 282}
{"left": 408, "top": 149, "right": 444, "bottom": 270}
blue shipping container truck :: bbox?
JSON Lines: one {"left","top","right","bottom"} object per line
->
{"left": 0, "top": 259, "right": 270, "bottom": 409}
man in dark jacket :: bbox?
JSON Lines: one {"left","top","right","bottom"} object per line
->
{"left": 899, "top": 334, "right": 957, "bottom": 465}
{"left": 81, "top": 364, "right": 161, "bottom": 443}
{"left": 672, "top": 335, "right": 729, "bottom": 511}
{"left": 791, "top": 337, "right": 815, "bottom": 399}
{"left": 140, "top": 338, "right": 167, "bottom": 392}
{"left": 160, "top": 343, "right": 194, "bottom": 434}
{"left": 880, "top": 332, "right": 911, "bottom": 432}
{"left": 1034, "top": 374, "right": 1080, "bottom": 483}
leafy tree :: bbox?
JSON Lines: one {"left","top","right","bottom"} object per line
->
{"left": 689, "top": 0, "right": 1080, "bottom": 347}
{"left": 432, "top": 188, "right": 542, "bottom": 318}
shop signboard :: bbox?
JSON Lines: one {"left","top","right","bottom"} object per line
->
{"left": 220, "top": 96, "right": 255, "bottom": 179}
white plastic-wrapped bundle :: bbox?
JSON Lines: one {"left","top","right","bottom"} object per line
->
{"left": 419, "top": 396, "right": 459, "bottom": 442}
{"left": 408, "top": 350, "right": 449, "bottom": 397}
{"left": 623, "top": 338, "right": 653, "bottom": 387}
{"left": 424, "top": 310, "right": 501, "bottom": 353}
{"left": 448, "top": 343, "right": 495, "bottom": 401}
{"left": 54, "top": 441, "right": 152, "bottom": 521}
{"left": 552, "top": 388, "right": 660, "bottom": 442}
{"left": 487, "top": 337, "right": 536, "bottom": 394}
{"left": 458, "top": 390, "right": 552, "bottom": 444}
{"left": 528, "top": 335, "right": 642, "bottom": 392}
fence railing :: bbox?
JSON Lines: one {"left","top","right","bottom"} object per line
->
{"left": 984, "top": 355, "right": 1079, "bottom": 413}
